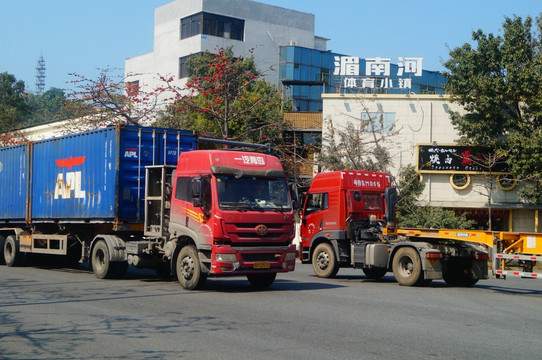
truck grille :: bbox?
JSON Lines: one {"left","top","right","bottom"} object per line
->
{"left": 225, "top": 222, "right": 291, "bottom": 242}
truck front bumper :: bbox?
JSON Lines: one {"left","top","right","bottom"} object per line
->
{"left": 210, "top": 244, "right": 296, "bottom": 275}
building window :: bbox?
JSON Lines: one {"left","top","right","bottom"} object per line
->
{"left": 126, "top": 80, "right": 140, "bottom": 97}
{"left": 361, "top": 112, "right": 396, "bottom": 132}
{"left": 496, "top": 174, "right": 517, "bottom": 191}
{"left": 179, "top": 55, "right": 190, "bottom": 79}
{"left": 450, "top": 173, "right": 471, "bottom": 190}
{"left": 180, "top": 12, "right": 244, "bottom": 41}
{"left": 179, "top": 53, "right": 204, "bottom": 79}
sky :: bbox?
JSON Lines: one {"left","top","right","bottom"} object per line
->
{"left": 1, "top": 0, "right": 541, "bottom": 93}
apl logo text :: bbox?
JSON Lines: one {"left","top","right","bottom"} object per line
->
{"left": 54, "top": 156, "right": 87, "bottom": 199}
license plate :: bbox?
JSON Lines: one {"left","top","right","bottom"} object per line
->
{"left": 254, "top": 261, "right": 270, "bottom": 269}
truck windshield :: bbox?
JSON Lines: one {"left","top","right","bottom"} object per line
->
{"left": 216, "top": 175, "right": 292, "bottom": 211}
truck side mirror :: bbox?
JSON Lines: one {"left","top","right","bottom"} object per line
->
{"left": 384, "top": 187, "right": 397, "bottom": 227}
{"left": 192, "top": 176, "right": 203, "bottom": 207}
{"left": 290, "top": 182, "right": 299, "bottom": 209}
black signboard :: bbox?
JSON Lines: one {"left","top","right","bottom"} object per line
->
{"left": 417, "top": 145, "right": 510, "bottom": 173}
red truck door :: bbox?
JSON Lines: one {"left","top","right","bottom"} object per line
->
{"left": 301, "top": 192, "right": 329, "bottom": 240}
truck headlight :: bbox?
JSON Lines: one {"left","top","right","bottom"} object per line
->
{"left": 215, "top": 253, "right": 237, "bottom": 262}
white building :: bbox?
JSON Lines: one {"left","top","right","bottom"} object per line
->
{"left": 125, "top": 0, "right": 327, "bottom": 102}
{"left": 322, "top": 93, "right": 541, "bottom": 232}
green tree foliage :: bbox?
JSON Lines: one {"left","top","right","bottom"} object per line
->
{"left": 443, "top": 14, "right": 542, "bottom": 203}
{"left": 24, "top": 88, "right": 74, "bottom": 126}
{"left": 0, "top": 72, "right": 29, "bottom": 133}
{"left": 396, "top": 166, "right": 476, "bottom": 229}
{"left": 156, "top": 47, "right": 287, "bottom": 146}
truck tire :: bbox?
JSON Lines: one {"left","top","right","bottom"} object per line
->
{"left": 4, "top": 235, "right": 23, "bottom": 267}
{"left": 392, "top": 247, "right": 424, "bottom": 286}
{"left": 92, "top": 240, "right": 113, "bottom": 279}
{"left": 176, "top": 245, "right": 207, "bottom": 290}
{"left": 312, "top": 242, "right": 339, "bottom": 278}
{"left": 363, "top": 267, "right": 387, "bottom": 280}
{"left": 443, "top": 260, "right": 478, "bottom": 287}
{"left": 247, "top": 273, "right": 276, "bottom": 289}
{"left": 92, "top": 240, "right": 128, "bottom": 279}
{"left": 0, "top": 235, "right": 5, "bottom": 265}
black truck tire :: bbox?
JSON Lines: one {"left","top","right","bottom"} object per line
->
{"left": 443, "top": 260, "right": 479, "bottom": 287}
{"left": 392, "top": 247, "right": 424, "bottom": 286}
{"left": 4, "top": 235, "right": 23, "bottom": 267}
{"left": 312, "top": 242, "right": 339, "bottom": 278}
{"left": 91, "top": 240, "right": 128, "bottom": 279}
{"left": 0, "top": 235, "right": 5, "bottom": 265}
{"left": 92, "top": 240, "right": 113, "bottom": 279}
{"left": 176, "top": 245, "right": 207, "bottom": 290}
{"left": 247, "top": 273, "right": 276, "bottom": 288}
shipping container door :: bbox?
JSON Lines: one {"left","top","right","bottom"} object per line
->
{"left": 0, "top": 145, "right": 28, "bottom": 221}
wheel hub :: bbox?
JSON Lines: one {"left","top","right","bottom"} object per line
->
{"left": 180, "top": 256, "right": 194, "bottom": 280}
{"left": 400, "top": 257, "right": 413, "bottom": 276}
{"left": 316, "top": 252, "right": 329, "bottom": 269}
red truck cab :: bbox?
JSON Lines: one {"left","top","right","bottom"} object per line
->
{"left": 299, "top": 171, "right": 391, "bottom": 276}
{"left": 169, "top": 150, "right": 296, "bottom": 289}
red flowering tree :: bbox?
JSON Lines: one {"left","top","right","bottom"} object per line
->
{"left": 65, "top": 68, "right": 161, "bottom": 132}
{"left": 156, "top": 47, "right": 288, "bottom": 145}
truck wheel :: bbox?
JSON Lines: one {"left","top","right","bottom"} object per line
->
{"left": 443, "top": 261, "right": 478, "bottom": 287}
{"left": 247, "top": 273, "right": 276, "bottom": 289}
{"left": 92, "top": 240, "right": 114, "bottom": 279}
{"left": 312, "top": 242, "right": 339, "bottom": 278}
{"left": 392, "top": 247, "right": 424, "bottom": 286}
{"left": 0, "top": 235, "right": 5, "bottom": 265}
{"left": 362, "top": 267, "right": 387, "bottom": 280}
{"left": 4, "top": 235, "right": 23, "bottom": 267}
{"left": 176, "top": 245, "right": 207, "bottom": 290}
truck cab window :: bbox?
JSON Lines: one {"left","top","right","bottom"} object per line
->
{"left": 305, "top": 193, "right": 328, "bottom": 215}
{"left": 175, "top": 177, "right": 192, "bottom": 201}
{"left": 363, "top": 193, "right": 382, "bottom": 211}
{"left": 216, "top": 175, "right": 292, "bottom": 211}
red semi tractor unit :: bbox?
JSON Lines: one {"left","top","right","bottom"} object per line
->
{"left": 299, "top": 171, "right": 489, "bottom": 286}
{"left": 0, "top": 126, "right": 296, "bottom": 290}
{"left": 145, "top": 149, "right": 297, "bottom": 289}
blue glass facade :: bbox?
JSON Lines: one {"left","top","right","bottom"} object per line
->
{"left": 279, "top": 46, "right": 446, "bottom": 112}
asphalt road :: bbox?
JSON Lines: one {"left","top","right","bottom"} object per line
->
{"left": 1, "top": 261, "right": 541, "bottom": 360}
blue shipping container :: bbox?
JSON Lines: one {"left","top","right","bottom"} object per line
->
{"left": 0, "top": 144, "right": 28, "bottom": 220}
{"left": 0, "top": 126, "right": 196, "bottom": 223}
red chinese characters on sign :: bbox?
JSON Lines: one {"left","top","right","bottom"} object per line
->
{"left": 461, "top": 150, "right": 472, "bottom": 165}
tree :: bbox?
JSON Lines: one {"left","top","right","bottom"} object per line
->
{"left": 443, "top": 14, "right": 542, "bottom": 203}
{"left": 65, "top": 68, "right": 161, "bottom": 131}
{"left": 0, "top": 72, "right": 29, "bottom": 134}
{"left": 24, "top": 88, "right": 75, "bottom": 126}
{"left": 156, "top": 47, "right": 288, "bottom": 146}
{"left": 317, "top": 103, "right": 395, "bottom": 172}
{"left": 395, "top": 166, "right": 476, "bottom": 229}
